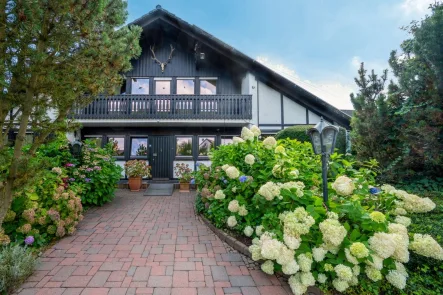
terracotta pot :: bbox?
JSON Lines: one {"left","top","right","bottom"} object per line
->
{"left": 179, "top": 182, "right": 190, "bottom": 192}
{"left": 128, "top": 176, "right": 142, "bottom": 192}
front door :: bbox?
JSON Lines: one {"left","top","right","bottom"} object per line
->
{"left": 150, "top": 136, "right": 173, "bottom": 179}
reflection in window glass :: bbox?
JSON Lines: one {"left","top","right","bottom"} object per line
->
{"left": 177, "top": 79, "right": 195, "bottom": 95}
{"left": 85, "top": 137, "right": 102, "bottom": 147}
{"left": 155, "top": 80, "right": 171, "bottom": 95}
{"left": 221, "top": 137, "right": 233, "bottom": 145}
{"left": 176, "top": 137, "right": 193, "bottom": 156}
{"left": 109, "top": 137, "right": 125, "bottom": 156}
{"left": 200, "top": 79, "right": 217, "bottom": 95}
{"left": 199, "top": 137, "right": 215, "bottom": 156}
{"left": 131, "top": 78, "right": 149, "bottom": 94}
{"left": 131, "top": 138, "right": 148, "bottom": 156}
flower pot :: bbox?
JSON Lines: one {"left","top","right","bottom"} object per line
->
{"left": 179, "top": 182, "right": 190, "bottom": 192}
{"left": 128, "top": 176, "right": 142, "bottom": 192}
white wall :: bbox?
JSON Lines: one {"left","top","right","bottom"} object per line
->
{"left": 283, "top": 96, "right": 306, "bottom": 124}
{"left": 258, "top": 81, "right": 281, "bottom": 125}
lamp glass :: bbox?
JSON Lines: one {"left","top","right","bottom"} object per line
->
{"left": 322, "top": 128, "right": 337, "bottom": 154}
{"left": 310, "top": 131, "right": 322, "bottom": 154}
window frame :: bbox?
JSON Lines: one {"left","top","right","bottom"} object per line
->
{"left": 130, "top": 77, "right": 150, "bottom": 95}
{"left": 175, "top": 135, "right": 194, "bottom": 159}
{"left": 199, "top": 77, "right": 218, "bottom": 95}
{"left": 220, "top": 135, "right": 235, "bottom": 146}
{"left": 154, "top": 78, "right": 172, "bottom": 95}
{"left": 129, "top": 136, "right": 149, "bottom": 159}
{"left": 107, "top": 135, "right": 126, "bottom": 159}
{"left": 197, "top": 135, "right": 216, "bottom": 158}
{"left": 176, "top": 78, "right": 195, "bottom": 95}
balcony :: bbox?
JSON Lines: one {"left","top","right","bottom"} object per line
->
{"left": 73, "top": 94, "right": 252, "bottom": 121}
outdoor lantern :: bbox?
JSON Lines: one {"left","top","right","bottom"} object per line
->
{"left": 69, "top": 140, "right": 83, "bottom": 158}
{"left": 306, "top": 118, "right": 339, "bottom": 206}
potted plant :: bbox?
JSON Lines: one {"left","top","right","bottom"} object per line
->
{"left": 174, "top": 163, "right": 192, "bottom": 192}
{"left": 124, "top": 160, "right": 151, "bottom": 192}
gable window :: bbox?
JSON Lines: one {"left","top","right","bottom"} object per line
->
{"left": 108, "top": 137, "right": 125, "bottom": 157}
{"left": 130, "top": 138, "right": 148, "bottom": 157}
{"left": 155, "top": 80, "right": 171, "bottom": 95}
{"left": 198, "top": 136, "right": 215, "bottom": 156}
{"left": 176, "top": 136, "right": 193, "bottom": 157}
{"left": 131, "top": 78, "right": 149, "bottom": 94}
{"left": 177, "top": 79, "right": 195, "bottom": 95}
{"left": 200, "top": 78, "right": 217, "bottom": 95}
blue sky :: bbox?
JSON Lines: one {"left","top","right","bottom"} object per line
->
{"left": 127, "top": 0, "right": 434, "bottom": 109}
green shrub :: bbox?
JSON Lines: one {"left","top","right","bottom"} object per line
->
{"left": 275, "top": 125, "right": 347, "bottom": 154}
{"left": 194, "top": 126, "right": 443, "bottom": 295}
{"left": 67, "top": 140, "right": 123, "bottom": 206}
{"left": 0, "top": 245, "right": 36, "bottom": 293}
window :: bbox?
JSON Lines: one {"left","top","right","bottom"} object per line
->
{"left": 176, "top": 137, "right": 193, "bottom": 157}
{"left": 131, "top": 78, "right": 149, "bottom": 94}
{"left": 131, "top": 138, "right": 148, "bottom": 157}
{"left": 177, "top": 79, "right": 195, "bottom": 95}
{"left": 155, "top": 80, "right": 171, "bottom": 95}
{"left": 200, "top": 78, "right": 217, "bottom": 95}
{"left": 221, "top": 136, "right": 233, "bottom": 145}
{"left": 85, "top": 136, "right": 102, "bottom": 147}
{"left": 198, "top": 137, "right": 215, "bottom": 156}
{"left": 108, "top": 137, "right": 125, "bottom": 156}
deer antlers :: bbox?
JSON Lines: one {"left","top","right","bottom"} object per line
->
{"left": 150, "top": 44, "right": 175, "bottom": 73}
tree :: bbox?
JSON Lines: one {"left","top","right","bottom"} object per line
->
{"left": 0, "top": 0, "right": 142, "bottom": 225}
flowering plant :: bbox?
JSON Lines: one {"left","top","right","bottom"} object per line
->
{"left": 174, "top": 163, "right": 192, "bottom": 183}
{"left": 124, "top": 159, "right": 151, "bottom": 178}
{"left": 195, "top": 125, "right": 442, "bottom": 295}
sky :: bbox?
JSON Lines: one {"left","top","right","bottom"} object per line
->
{"left": 126, "top": 0, "right": 435, "bottom": 109}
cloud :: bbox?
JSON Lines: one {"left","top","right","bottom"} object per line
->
{"left": 257, "top": 57, "right": 356, "bottom": 110}
{"left": 398, "top": 0, "right": 435, "bottom": 17}
{"left": 350, "top": 56, "right": 389, "bottom": 74}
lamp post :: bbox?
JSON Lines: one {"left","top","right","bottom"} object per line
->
{"left": 307, "top": 118, "right": 339, "bottom": 207}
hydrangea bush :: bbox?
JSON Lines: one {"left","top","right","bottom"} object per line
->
{"left": 195, "top": 126, "right": 443, "bottom": 295}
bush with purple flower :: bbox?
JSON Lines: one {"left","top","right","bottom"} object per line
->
{"left": 24, "top": 236, "right": 34, "bottom": 245}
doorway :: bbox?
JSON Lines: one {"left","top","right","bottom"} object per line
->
{"left": 149, "top": 136, "right": 173, "bottom": 179}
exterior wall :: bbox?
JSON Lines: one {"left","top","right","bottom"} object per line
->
{"left": 283, "top": 95, "right": 306, "bottom": 124}
{"left": 241, "top": 72, "right": 258, "bottom": 126}
{"left": 258, "top": 81, "right": 282, "bottom": 125}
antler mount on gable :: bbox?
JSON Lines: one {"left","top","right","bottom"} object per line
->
{"left": 150, "top": 44, "right": 175, "bottom": 73}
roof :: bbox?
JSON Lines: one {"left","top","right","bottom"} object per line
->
{"left": 340, "top": 110, "right": 354, "bottom": 116}
{"left": 128, "top": 5, "right": 351, "bottom": 128}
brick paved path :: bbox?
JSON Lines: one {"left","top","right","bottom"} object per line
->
{"left": 16, "top": 190, "right": 291, "bottom": 295}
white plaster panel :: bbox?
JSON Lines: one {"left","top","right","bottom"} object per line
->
{"left": 173, "top": 160, "right": 195, "bottom": 179}
{"left": 283, "top": 96, "right": 306, "bottom": 124}
{"left": 258, "top": 81, "right": 281, "bottom": 124}
{"left": 308, "top": 111, "right": 322, "bottom": 125}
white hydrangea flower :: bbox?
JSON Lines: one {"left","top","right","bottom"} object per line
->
{"left": 388, "top": 223, "right": 408, "bottom": 239}
{"left": 381, "top": 184, "right": 396, "bottom": 193}
{"left": 226, "top": 166, "right": 240, "bottom": 179}
{"left": 395, "top": 216, "right": 411, "bottom": 227}
{"left": 227, "top": 216, "right": 237, "bottom": 227}
{"left": 326, "top": 211, "right": 339, "bottom": 220}
{"left": 278, "top": 181, "right": 305, "bottom": 197}
{"left": 409, "top": 234, "right": 443, "bottom": 260}
{"left": 297, "top": 253, "right": 312, "bottom": 272}
{"left": 261, "top": 239, "right": 283, "bottom": 260}
{"left": 284, "top": 234, "right": 301, "bottom": 250}
{"left": 255, "top": 225, "right": 264, "bottom": 236}
{"left": 321, "top": 242, "right": 340, "bottom": 255}
{"left": 238, "top": 205, "right": 248, "bottom": 216}
{"left": 395, "top": 261, "right": 409, "bottom": 278}
{"left": 335, "top": 264, "right": 353, "bottom": 282}
{"left": 214, "top": 190, "right": 225, "bottom": 200}
{"left": 289, "top": 169, "right": 299, "bottom": 178}
{"left": 250, "top": 125, "right": 261, "bottom": 137}
{"left": 386, "top": 270, "right": 407, "bottom": 290}
{"left": 274, "top": 145, "right": 285, "bottom": 154}
{"left": 263, "top": 137, "right": 277, "bottom": 149}
{"left": 221, "top": 164, "right": 230, "bottom": 171}
{"left": 352, "top": 265, "right": 361, "bottom": 276}
{"left": 332, "top": 278, "right": 350, "bottom": 292}
{"left": 391, "top": 233, "right": 410, "bottom": 263}
{"left": 231, "top": 186, "right": 237, "bottom": 193}
{"left": 365, "top": 266, "right": 382, "bottom": 282}
{"left": 317, "top": 273, "right": 327, "bottom": 284}
{"left": 261, "top": 260, "right": 274, "bottom": 275}
{"left": 283, "top": 207, "right": 315, "bottom": 237}
{"left": 345, "top": 248, "right": 359, "bottom": 265}
{"left": 288, "top": 274, "right": 307, "bottom": 295}
{"left": 258, "top": 182, "right": 281, "bottom": 201}
{"left": 272, "top": 164, "right": 284, "bottom": 178}
{"left": 366, "top": 254, "right": 384, "bottom": 270}
{"left": 241, "top": 127, "right": 255, "bottom": 141}
{"left": 391, "top": 190, "right": 436, "bottom": 213}
{"left": 394, "top": 207, "right": 407, "bottom": 215}
{"left": 276, "top": 245, "right": 295, "bottom": 266}
{"left": 282, "top": 260, "right": 299, "bottom": 275}
{"left": 312, "top": 247, "right": 327, "bottom": 262}
{"left": 368, "top": 232, "right": 397, "bottom": 259}
{"left": 249, "top": 244, "right": 262, "bottom": 261}
{"left": 331, "top": 175, "right": 355, "bottom": 196}
{"left": 319, "top": 218, "right": 347, "bottom": 247}
{"left": 300, "top": 272, "right": 315, "bottom": 286}
{"left": 244, "top": 154, "right": 255, "bottom": 165}
{"left": 228, "top": 200, "right": 240, "bottom": 213}
{"left": 232, "top": 136, "right": 244, "bottom": 144}
{"left": 349, "top": 275, "right": 359, "bottom": 286}
{"left": 350, "top": 242, "right": 369, "bottom": 258}
{"left": 244, "top": 226, "right": 254, "bottom": 237}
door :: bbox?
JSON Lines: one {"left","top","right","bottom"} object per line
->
{"left": 150, "top": 136, "right": 173, "bottom": 179}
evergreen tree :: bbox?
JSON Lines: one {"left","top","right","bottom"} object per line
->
{"left": 0, "top": 0, "right": 142, "bottom": 225}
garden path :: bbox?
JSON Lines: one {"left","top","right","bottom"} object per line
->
{"left": 16, "top": 190, "right": 293, "bottom": 295}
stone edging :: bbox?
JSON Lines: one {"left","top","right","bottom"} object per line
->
{"left": 199, "top": 214, "right": 324, "bottom": 295}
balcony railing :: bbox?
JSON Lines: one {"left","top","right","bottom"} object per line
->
{"left": 73, "top": 94, "right": 252, "bottom": 120}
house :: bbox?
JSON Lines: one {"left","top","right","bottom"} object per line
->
{"left": 72, "top": 5, "right": 351, "bottom": 180}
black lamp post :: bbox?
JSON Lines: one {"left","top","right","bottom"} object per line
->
{"left": 307, "top": 118, "right": 339, "bottom": 206}
{"left": 69, "top": 140, "right": 83, "bottom": 158}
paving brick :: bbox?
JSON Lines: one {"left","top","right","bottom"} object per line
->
{"left": 152, "top": 288, "right": 171, "bottom": 295}
{"left": 62, "top": 288, "right": 84, "bottom": 295}
{"left": 257, "top": 286, "right": 289, "bottom": 295}
{"left": 133, "top": 267, "right": 151, "bottom": 282}
{"left": 170, "top": 288, "right": 197, "bottom": 295}
{"left": 147, "top": 276, "right": 172, "bottom": 288}
{"left": 100, "top": 262, "right": 124, "bottom": 271}
{"left": 229, "top": 276, "right": 255, "bottom": 287}
{"left": 210, "top": 266, "right": 228, "bottom": 282}
{"left": 80, "top": 288, "right": 109, "bottom": 295}
{"left": 241, "top": 287, "right": 261, "bottom": 295}
{"left": 51, "top": 266, "right": 78, "bottom": 282}
{"left": 61, "top": 276, "right": 92, "bottom": 287}
{"left": 88, "top": 271, "right": 111, "bottom": 287}
{"left": 108, "top": 288, "right": 128, "bottom": 295}
{"left": 108, "top": 271, "right": 126, "bottom": 282}
{"left": 173, "top": 262, "right": 195, "bottom": 271}
{"left": 197, "top": 288, "right": 215, "bottom": 295}
{"left": 172, "top": 271, "right": 188, "bottom": 287}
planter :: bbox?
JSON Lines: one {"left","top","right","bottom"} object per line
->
{"left": 179, "top": 182, "right": 190, "bottom": 192}
{"left": 128, "top": 176, "right": 142, "bottom": 192}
